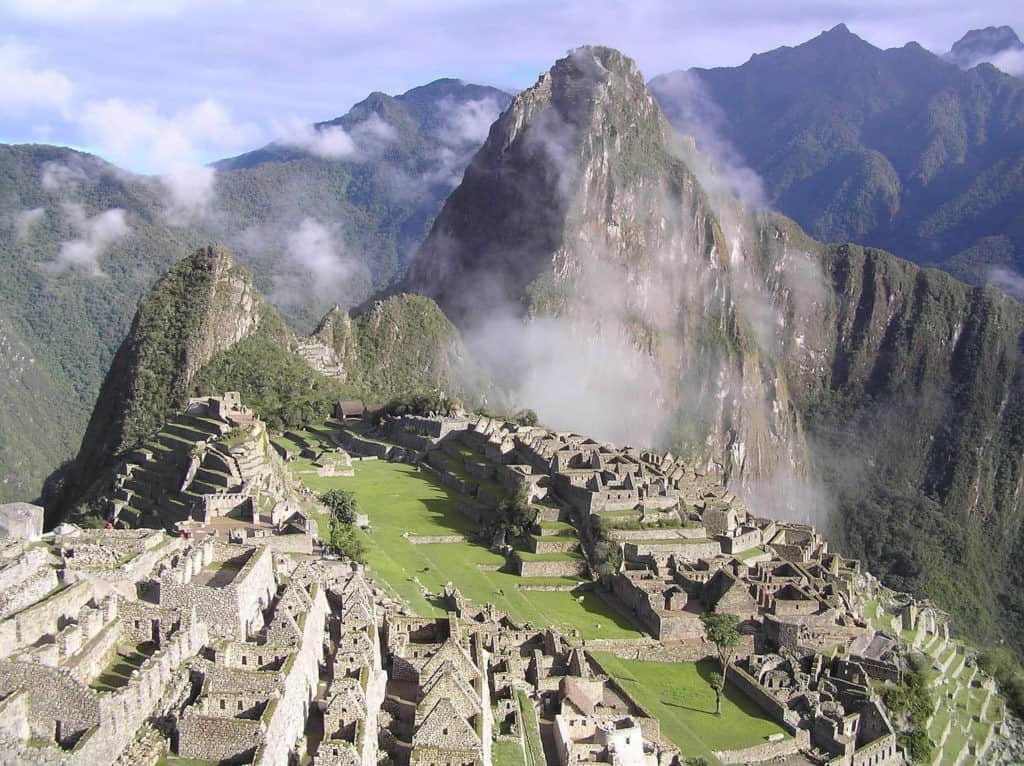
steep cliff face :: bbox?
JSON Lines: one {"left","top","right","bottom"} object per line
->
{"left": 406, "top": 46, "right": 1024, "bottom": 649}
{"left": 408, "top": 46, "right": 815, "bottom": 483}
{"left": 67, "top": 245, "right": 268, "bottom": 493}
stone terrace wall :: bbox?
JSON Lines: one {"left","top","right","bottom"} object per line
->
{"left": 255, "top": 584, "right": 328, "bottom": 766}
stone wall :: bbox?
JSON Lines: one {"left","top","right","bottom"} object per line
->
{"left": 0, "top": 580, "right": 94, "bottom": 659}
{"left": 0, "top": 661, "right": 101, "bottom": 741}
{"left": 160, "top": 545, "right": 274, "bottom": 639}
{"left": 725, "top": 664, "right": 800, "bottom": 731}
{"left": 715, "top": 729, "right": 809, "bottom": 764}
{"left": 0, "top": 689, "right": 31, "bottom": 742}
{"left": 255, "top": 584, "right": 328, "bottom": 766}
{"left": 64, "top": 617, "right": 123, "bottom": 684}
{"left": 178, "top": 714, "right": 263, "bottom": 763}
{"left": 517, "top": 558, "right": 588, "bottom": 578}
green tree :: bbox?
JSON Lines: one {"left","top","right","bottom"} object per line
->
{"left": 700, "top": 612, "right": 740, "bottom": 715}
{"left": 497, "top": 485, "right": 537, "bottom": 538}
{"left": 319, "top": 489, "right": 357, "bottom": 525}
{"left": 318, "top": 489, "right": 364, "bottom": 562}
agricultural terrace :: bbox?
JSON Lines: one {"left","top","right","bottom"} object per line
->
{"left": 274, "top": 428, "right": 642, "bottom": 640}
{"left": 592, "top": 652, "right": 789, "bottom": 765}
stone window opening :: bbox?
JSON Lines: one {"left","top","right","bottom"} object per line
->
{"left": 238, "top": 700, "right": 244, "bottom": 710}
{"left": 242, "top": 655, "right": 247, "bottom": 665}
{"left": 220, "top": 699, "right": 226, "bottom": 710}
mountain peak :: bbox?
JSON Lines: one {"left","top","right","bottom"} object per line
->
{"left": 947, "top": 25, "right": 1023, "bottom": 70}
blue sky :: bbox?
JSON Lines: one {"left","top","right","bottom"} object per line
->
{"left": 1, "top": 0, "right": 1020, "bottom": 173}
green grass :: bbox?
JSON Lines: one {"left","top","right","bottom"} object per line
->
{"left": 492, "top": 739, "right": 527, "bottom": 766}
{"left": 518, "top": 690, "right": 544, "bottom": 766}
{"left": 593, "top": 653, "right": 788, "bottom": 765}
{"left": 281, "top": 441, "right": 641, "bottom": 640}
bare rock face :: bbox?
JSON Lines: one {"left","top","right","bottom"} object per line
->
{"left": 407, "top": 46, "right": 817, "bottom": 488}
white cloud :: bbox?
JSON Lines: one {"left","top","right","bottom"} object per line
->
{"left": 0, "top": 40, "right": 73, "bottom": 117}
{"left": 40, "top": 160, "right": 89, "bottom": 192}
{"left": 274, "top": 118, "right": 358, "bottom": 159}
{"left": 987, "top": 48, "right": 1024, "bottom": 76}
{"left": 284, "top": 218, "right": 352, "bottom": 285}
{"left": 988, "top": 266, "right": 1024, "bottom": 298}
{"left": 275, "top": 113, "right": 396, "bottom": 160}
{"left": 3, "top": 0, "right": 211, "bottom": 22}
{"left": 78, "top": 96, "right": 260, "bottom": 221}
{"left": 436, "top": 96, "right": 502, "bottom": 146}
{"left": 44, "top": 203, "right": 129, "bottom": 276}
{"left": 13, "top": 207, "right": 44, "bottom": 239}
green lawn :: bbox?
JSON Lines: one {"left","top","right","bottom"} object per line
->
{"left": 492, "top": 739, "right": 527, "bottom": 766}
{"left": 592, "top": 653, "right": 788, "bottom": 765}
{"left": 278, "top": 437, "right": 641, "bottom": 640}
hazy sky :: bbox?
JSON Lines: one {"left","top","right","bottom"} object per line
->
{"left": 1, "top": 0, "right": 1020, "bottom": 172}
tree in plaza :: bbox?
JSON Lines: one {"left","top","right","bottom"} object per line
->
{"left": 318, "top": 489, "right": 365, "bottom": 563}
{"left": 700, "top": 612, "right": 740, "bottom": 715}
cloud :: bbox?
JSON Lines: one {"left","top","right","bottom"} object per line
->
{"left": 274, "top": 119, "right": 358, "bottom": 159}
{"left": 987, "top": 48, "right": 1024, "bottom": 76}
{"left": 78, "top": 96, "right": 260, "bottom": 221}
{"left": 653, "top": 70, "right": 766, "bottom": 206}
{"left": 0, "top": 40, "right": 73, "bottom": 118}
{"left": 436, "top": 95, "right": 503, "bottom": 146}
{"left": 268, "top": 217, "right": 370, "bottom": 310}
{"left": 40, "top": 160, "right": 90, "bottom": 192}
{"left": 44, "top": 203, "right": 129, "bottom": 276}
{"left": 274, "top": 113, "right": 396, "bottom": 160}
{"left": 3, "top": 0, "right": 208, "bottom": 22}
{"left": 987, "top": 266, "right": 1024, "bottom": 298}
{"left": 12, "top": 207, "right": 45, "bottom": 239}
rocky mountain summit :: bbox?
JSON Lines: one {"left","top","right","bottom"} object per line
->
{"left": 651, "top": 23, "right": 1024, "bottom": 286}
{"left": 946, "top": 25, "right": 1024, "bottom": 71}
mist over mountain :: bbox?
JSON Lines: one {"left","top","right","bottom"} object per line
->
{"left": 0, "top": 79, "right": 509, "bottom": 505}
{"left": 650, "top": 23, "right": 1024, "bottom": 291}
{"left": 946, "top": 25, "right": 1024, "bottom": 75}
{"left": 407, "top": 44, "right": 1024, "bottom": 653}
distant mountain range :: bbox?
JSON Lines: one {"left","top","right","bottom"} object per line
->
{"left": 0, "top": 80, "right": 509, "bottom": 504}
{"left": 650, "top": 23, "right": 1024, "bottom": 291}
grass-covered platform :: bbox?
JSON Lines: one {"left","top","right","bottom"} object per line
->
{"left": 275, "top": 430, "right": 641, "bottom": 641}
{"left": 592, "top": 652, "right": 789, "bottom": 765}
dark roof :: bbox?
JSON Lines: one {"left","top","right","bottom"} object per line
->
{"left": 337, "top": 400, "right": 365, "bottom": 418}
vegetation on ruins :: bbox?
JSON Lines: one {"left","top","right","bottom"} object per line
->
{"left": 319, "top": 489, "right": 365, "bottom": 563}
{"left": 589, "top": 516, "right": 624, "bottom": 577}
{"left": 978, "top": 647, "right": 1024, "bottom": 719}
{"left": 192, "top": 324, "right": 346, "bottom": 431}
{"left": 371, "top": 388, "right": 461, "bottom": 424}
{"left": 699, "top": 612, "right": 740, "bottom": 716}
{"left": 882, "top": 656, "right": 934, "bottom": 764}
{"left": 495, "top": 486, "right": 537, "bottom": 539}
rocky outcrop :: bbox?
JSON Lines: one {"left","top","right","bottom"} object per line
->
{"left": 62, "top": 246, "right": 271, "bottom": 507}
{"left": 314, "top": 294, "right": 477, "bottom": 399}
